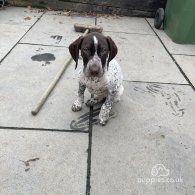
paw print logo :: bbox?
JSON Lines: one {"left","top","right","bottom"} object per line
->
{"left": 151, "top": 164, "right": 170, "bottom": 177}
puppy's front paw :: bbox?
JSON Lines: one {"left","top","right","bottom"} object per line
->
{"left": 99, "top": 119, "right": 107, "bottom": 126}
{"left": 72, "top": 100, "right": 82, "bottom": 112}
{"left": 85, "top": 98, "right": 98, "bottom": 107}
{"left": 86, "top": 97, "right": 106, "bottom": 107}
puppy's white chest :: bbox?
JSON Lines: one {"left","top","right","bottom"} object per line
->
{"left": 82, "top": 76, "right": 108, "bottom": 96}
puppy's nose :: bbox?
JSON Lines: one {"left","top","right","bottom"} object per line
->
{"left": 89, "top": 65, "right": 100, "bottom": 76}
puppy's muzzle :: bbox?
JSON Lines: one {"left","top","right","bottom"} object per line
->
{"left": 89, "top": 64, "right": 100, "bottom": 76}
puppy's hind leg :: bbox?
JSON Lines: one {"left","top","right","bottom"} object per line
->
{"left": 72, "top": 82, "right": 86, "bottom": 112}
{"left": 99, "top": 85, "right": 123, "bottom": 125}
{"left": 99, "top": 94, "right": 115, "bottom": 125}
{"left": 114, "top": 85, "right": 124, "bottom": 103}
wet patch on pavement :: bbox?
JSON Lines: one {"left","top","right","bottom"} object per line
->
{"left": 31, "top": 53, "right": 56, "bottom": 66}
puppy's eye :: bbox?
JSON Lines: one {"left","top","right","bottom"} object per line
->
{"left": 101, "top": 48, "right": 108, "bottom": 53}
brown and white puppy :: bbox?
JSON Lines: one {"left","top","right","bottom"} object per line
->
{"left": 69, "top": 32, "right": 123, "bottom": 125}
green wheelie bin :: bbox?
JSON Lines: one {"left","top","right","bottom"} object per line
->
{"left": 164, "top": 0, "right": 195, "bottom": 44}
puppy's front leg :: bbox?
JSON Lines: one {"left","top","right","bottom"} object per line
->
{"left": 99, "top": 93, "right": 114, "bottom": 125}
{"left": 72, "top": 82, "right": 86, "bottom": 112}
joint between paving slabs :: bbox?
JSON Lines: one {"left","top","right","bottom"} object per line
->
{"left": 103, "top": 30, "right": 156, "bottom": 36}
{"left": 86, "top": 103, "right": 94, "bottom": 195}
{"left": 0, "top": 126, "right": 88, "bottom": 133}
{"left": 171, "top": 53, "right": 195, "bottom": 57}
{"left": 123, "top": 80, "right": 190, "bottom": 86}
{"left": 145, "top": 18, "right": 195, "bottom": 92}
{"left": 18, "top": 42, "right": 67, "bottom": 48}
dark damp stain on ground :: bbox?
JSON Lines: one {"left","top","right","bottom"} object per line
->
{"left": 31, "top": 53, "right": 56, "bottom": 66}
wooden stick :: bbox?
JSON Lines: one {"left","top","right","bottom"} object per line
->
{"left": 31, "top": 29, "right": 89, "bottom": 115}
{"left": 31, "top": 57, "right": 72, "bottom": 115}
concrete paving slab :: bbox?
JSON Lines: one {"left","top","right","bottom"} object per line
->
{"left": 145, "top": 18, "right": 153, "bottom": 24}
{"left": 20, "top": 14, "right": 95, "bottom": 46}
{"left": 0, "top": 7, "right": 43, "bottom": 26}
{"left": 97, "top": 16, "right": 154, "bottom": 35}
{"left": 0, "top": 129, "right": 88, "bottom": 195}
{"left": 146, "top": 18, "right": 195, "bottom": 55}
{"left": 104, "top": 32, "right": 187, "bottom": 84}
{"left": 0, "top": 24, "right": 29, "bottom": 61}
{"left": 91, "top": 81, "right": 195, "bottom": 195}
{"left": 0, "top": 44, "right": 90, "bottom": 130}
{"left": 174, "top": 55, "right": 195, "bottom": 87}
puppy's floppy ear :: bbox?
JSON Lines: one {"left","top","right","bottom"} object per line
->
{"left": 69, "top": 36, "right": 83, "bottom": 69}
{"left": 107, "top": 36, "right": 118, "bottom": 67}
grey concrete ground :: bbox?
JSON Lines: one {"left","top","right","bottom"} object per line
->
{"left": 0, "top": 6, "right": 195, "bottom": 195}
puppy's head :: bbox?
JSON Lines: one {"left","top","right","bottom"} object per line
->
{"left": 69, "top": 32, "right": 117, "bottom": 77}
